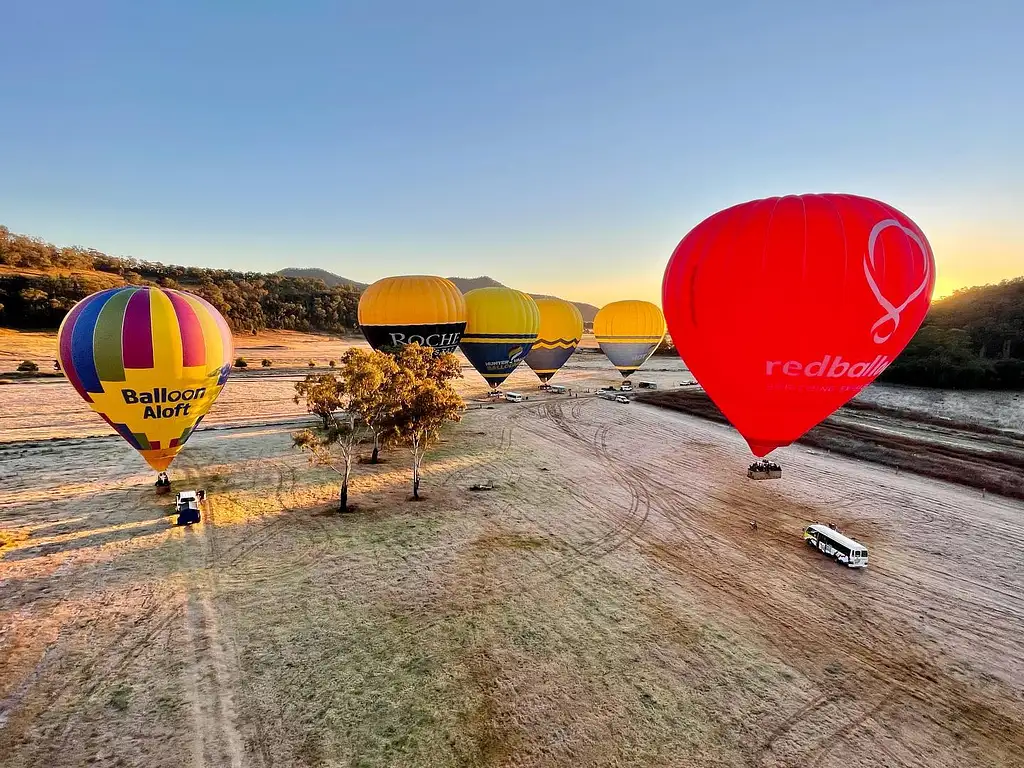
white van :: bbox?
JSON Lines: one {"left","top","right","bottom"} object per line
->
{"left": 803, "top": 524, "right": 868, "bottom": 568}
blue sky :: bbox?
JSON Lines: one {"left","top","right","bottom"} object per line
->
{"left": 2, "top": 0, "right": 1021, "bottom": 305}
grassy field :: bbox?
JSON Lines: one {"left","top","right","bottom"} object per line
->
{"left": 2, "top": 330, "right": 1024, "bottom": 767}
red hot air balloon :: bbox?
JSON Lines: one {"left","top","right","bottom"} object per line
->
{"left": 663, "top": 194, "right": 935, "bottom": 457}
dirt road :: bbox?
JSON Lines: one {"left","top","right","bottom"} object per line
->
{"left": 3, "top": 385, "right": 1024, "bottom": 767}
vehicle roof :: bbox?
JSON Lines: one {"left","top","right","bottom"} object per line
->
{"left": 807, "top": 524, "right": 866, "bottom": 550}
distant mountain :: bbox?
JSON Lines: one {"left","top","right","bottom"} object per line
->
{"left": 446, "top": 276, "right": 505, "bottom": 293}
{"left": 449, "top": 276, "right": 599, "bottom": 323}
{"left": 276, "top": 268, "right": 368, "bottom": 291}
{"left": 530, "top": 294, "right": 599, "bottom": 323}
{"left": 280, "top": 269, "right": 600, "bottom": 322}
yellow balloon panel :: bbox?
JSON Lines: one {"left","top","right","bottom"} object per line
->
{"left": 358, "top": 275, "right": 468, "bottom": 354}
{"left": 462, "top": 287, "right": 540, "bottom": 339}
{"left": 525, "top": 297, "right": 584, "bottom": 382}
{"left": 358, "top": 275, "right": 466, "bottom": 326}
{"left": 460, "top": 288, "right": 540, "bottom": 387}
{"left": 593, "top": 300, "right": 666, "bottom": 376}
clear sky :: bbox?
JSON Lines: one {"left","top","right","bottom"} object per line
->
{"left": 1, "top": 1, "right": 1021, "bottom": 306}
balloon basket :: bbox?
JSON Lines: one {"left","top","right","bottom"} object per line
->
{"left": 747, "top": 461, "right": 782, "bottom": 481}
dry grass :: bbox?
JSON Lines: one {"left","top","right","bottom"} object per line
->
{"left": 3, "top": 333, "right": 1024, "bottom": 767}
{"left": 0, "top": 526, "right": 30, "bottom": 551}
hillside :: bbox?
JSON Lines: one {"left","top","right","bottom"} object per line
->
{"left": 447, "top": 275, "right": 600, "bottom": 322}
{"left": 447, "top": 275, "right": 505, "bottom": 293}
{"left": 279, "top": 267, "right": 600, "bottom": 322}
{"left": 0, "top": 228, "right": 599, "bottom": 334}
{"left": 0, "top": 226, "right": 360, "bottom": 334}
{"left": 2, "top": 225, "right": 1018, "bottom": 388}
{"left": 275, "top": 267, "right": 368, "bottom": 291}
{"left": 881, "top": 277, "right": 1024, "bottom": 389}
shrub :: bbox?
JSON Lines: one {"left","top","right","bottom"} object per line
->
{"left": 261, "top": 359, "right": 272, "bottom": 368}
{"left": 234, "top": 357, "right": 248, "bottom": 369}
{"left": 309, "top": 360, "right": 317, "bottom": 367}
{"left": 329, "top": 360, "right": 336, "bottom": 368}
{"left": 17, "top": 360, "right": 38, "bottom": 372}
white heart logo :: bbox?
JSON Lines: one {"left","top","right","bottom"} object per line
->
{"left": 863, "top": 219, "right": 931, "bottom": 344}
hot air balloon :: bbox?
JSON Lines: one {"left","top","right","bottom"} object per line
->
{"left": 662, "top": 193, "right": 935, "bottom": 457}
{"left": 593, "top": 300, "right": 666, "bottom": 378}
{"left": 525, "top": 297, "right": 584, "bottom": 383}
{"left": 460, "top": 287, "right": 540, "bottom": 388}
{"left": 358, "top": 276, "right": 466, "bottom": 355}
{"left": 57, "top": 286, "right": 233, "bottom": 472}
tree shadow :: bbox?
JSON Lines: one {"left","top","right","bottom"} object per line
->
{"left": 2, "top": 518, "right": 171, "bottom": 562}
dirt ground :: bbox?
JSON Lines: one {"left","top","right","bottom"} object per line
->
{"left": 2, "top": 331, "right": 1024, "bottom": 767}
{"left": 637, "top": 388, "right": 1024, "bottom": 500}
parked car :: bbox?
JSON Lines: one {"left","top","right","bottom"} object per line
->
{"left": 175, "top": 490, "right": 202, "bottom": 526}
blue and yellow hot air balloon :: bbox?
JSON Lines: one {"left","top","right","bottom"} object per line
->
{"left": 525, "top": 297, "right": 584, "bottom": 383}
{"left": 57, "top": 287, "right": 233, "bottom": 471}
{"left": 460, "top": 288, "right": 540, "bottom": 388}
{"left": 594, "top": 300, "right": 666, "bottom": 378}
{"left": 358, "top": 275, "right": 467, "bottom": 355}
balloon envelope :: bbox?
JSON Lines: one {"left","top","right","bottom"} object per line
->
{"left": 358, "top": 275, "right": 466, "bottom": 355}
{"left": 525, "top": 297, "right": 584, "bottom": 383}
{"left": 57, "top": 286, "right": 234, "bottom": 471}
{"left": 460, "top": 287, "right": 540, "bottom": 388}
{"left": 662, "top": 193, "right": 935, "bottom": 456}
{"left": 593, "top": 300, "right": 666, "bottom": 377}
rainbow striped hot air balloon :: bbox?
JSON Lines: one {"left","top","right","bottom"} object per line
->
{"left": 57, "top": 286, "right": 234, "bottom": 471}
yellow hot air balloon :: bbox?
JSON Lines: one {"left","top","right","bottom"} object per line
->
{"left": 460, "top": 287, "right": 540, "bottom": 388}
{"left": 358, "top": 275, "right": 467, "bottom": 355}
{"left": 593, "top": 300, "right": 666, "bottom": 377}
{"left": 57, "top": 286, "right": 234, "bottom": 472}
{"left": 525, "top": 297, "right": 584, "bottom": 383}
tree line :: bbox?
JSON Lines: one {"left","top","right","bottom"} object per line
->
{"left": 881, "top": 277, "right": 1024, "bottom": 389}
{"left": 2, "top": 224, "right": 1021, "bottom": 389}
{"left": 292, "top": 344, "right": 463, "bottom": 510}
{"left": 0, "top": 225, "right": 360, "bottom": 333}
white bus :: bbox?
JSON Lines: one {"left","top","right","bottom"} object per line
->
{"left": 549, "top": 385, "right": 568, "bottom": 394}
{"left": 504, "top": 392, "right": 526, "bottom": 402}
{"left": 803, "top": 524, "right": 868, "bottom": 568}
